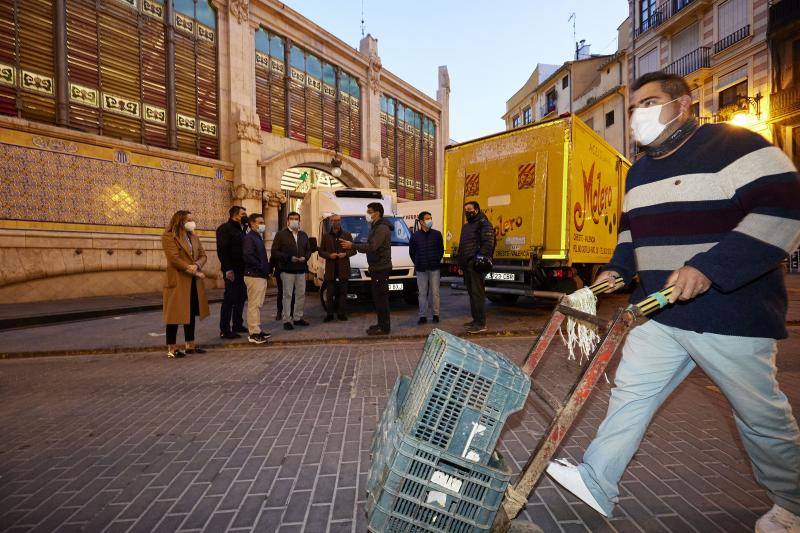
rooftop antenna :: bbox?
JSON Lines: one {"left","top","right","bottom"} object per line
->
{"left": 568, "top": 12, "right": 576, "bottom": 59}
{"left": 361, "top": 0, "right": 366, "bottom": 37}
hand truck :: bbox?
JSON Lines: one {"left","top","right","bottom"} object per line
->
{"left": 491, "top": 279, "right": 676, "bottom": 532}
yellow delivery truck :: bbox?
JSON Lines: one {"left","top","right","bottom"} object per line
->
{"left": 443, "top": 115, "right": 630, "bottom": 303}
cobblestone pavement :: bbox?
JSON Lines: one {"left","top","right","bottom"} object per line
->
{"left": 0, "top": 332, "right": 798, "bottom": 532}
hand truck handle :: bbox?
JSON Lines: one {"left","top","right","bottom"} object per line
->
{"left": 588, "top": 276, "right": 625, "bottom": 295}
{"left": 634, "top": 285, "right": 676, "bottom": 315}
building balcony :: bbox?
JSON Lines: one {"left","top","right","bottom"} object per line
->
{"left": 768, "top": 0, "right": 800, "bottom": 38}
{"left": 770, "top": 85, "right": 800, "bottom": 122}
{"left": 634, "top": 0, "right": 712, "bottom": 38}
{"left": 664, "top": 47, "right": 711, "bottom": 78}
{"left": 714, "top": 25, "right": 750, "bottom": 54}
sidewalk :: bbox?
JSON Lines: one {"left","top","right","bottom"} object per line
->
{"left": 2, "top": 274, "right": 800, "bottom": 358}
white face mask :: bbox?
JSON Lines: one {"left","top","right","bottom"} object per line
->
{"left": 288, "top": 220, "right": 300, "bottom": 231}
{"left": 257, "top": 224, "right": 266, "bottom": 234}
{"left": 424, "top": 219, "right": 433, "bottom": 229}
{"left": 184, "top": 221, "right": 196, "bottom": 233}
{"left": 630, "top": 97, "right": 680, "bottom": 146}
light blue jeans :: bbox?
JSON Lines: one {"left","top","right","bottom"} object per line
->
{"left": 578, "top": 320, "right": 800, "bottom": 516}
{"left": 416, "top": 270, "right": 440, "bottom": 318}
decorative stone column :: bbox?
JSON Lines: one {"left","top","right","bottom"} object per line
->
{"left": 262, "top": 188, "right": 286, "bottom": 251}
{"left": 359, "top": 34, "right": 384, "bottom": 187}
{"left": 436, "top": 66, "right": 450, "bottom": 200}
{"left": 220, "top": 0, "right": 263, "bottom": 214}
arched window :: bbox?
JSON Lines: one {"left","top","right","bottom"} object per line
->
{"left": 380, "top": 94, "right": 436, "bottom": 199}
{"left": 1, "top": 0, "right": 219, "bottom": 158}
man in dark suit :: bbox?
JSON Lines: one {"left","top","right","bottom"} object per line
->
{"left": 270, "top": 211, "right": 312, "bottom": 330}
{"left": 216, "top": 205, "right": 248, "bottom": 338}
{"left": 319, "top": 214, "right": 356, "bottom": 322}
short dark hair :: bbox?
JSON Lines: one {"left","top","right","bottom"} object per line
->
{"left": 287, "top": 211, "right": 300, "bottom": 220}
{"left": 418, "top": 211, "right": 432, "bottom": 220}
{"left": 464, "top": 201, "right": 480, "bottom": 211}
{"left": 367, "top": 202, "right": 384, "bottom": 217}
{"left": 248, "top": 213, "right": 263, "bottom": 224}
{"left": 630, "top": 71, "right": 691, "bottom": 99}
{"left": 229, "top": 205, "right": 245, "bottom": 218}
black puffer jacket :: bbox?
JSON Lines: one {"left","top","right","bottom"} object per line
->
{"left": 457, "top": 212, "right": 495, "bottom": 267}
{"left": 355, "top": 217, "right": 393, "bottom": 272}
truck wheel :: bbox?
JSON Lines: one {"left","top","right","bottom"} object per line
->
{"left": 487, "top": 294, "right": 520, "bottom": 305}
{"left": 319, "top": 281, "right": 329, "bottom": 313}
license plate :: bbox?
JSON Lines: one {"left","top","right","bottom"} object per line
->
{"left": 389, "top": 283, "right": 404, "bottom": 291}
{"left": 486, "top": 272, "right": 516, "bottom": 281}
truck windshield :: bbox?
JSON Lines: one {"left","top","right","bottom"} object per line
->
{"left": 324, "top": 216, "right": 411, "bottom": 246}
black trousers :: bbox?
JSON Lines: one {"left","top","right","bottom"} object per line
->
{"left": 325, "top": 279, "right": 348, "bottom": 316}
{"left": 371, "top": 269, "right": 390, "bottom": 330}
{"left": 219, "top": 268, "right": 246, "bottom": 333}
{"left": 167, "top": 278, "right": 199, "bottom": 344}
{"left": 463, "top": 264, "right": 486, "bottom": 326}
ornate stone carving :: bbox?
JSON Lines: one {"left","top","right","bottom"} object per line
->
{"left": 367, "top": 52, "right": 382, "bottom": 95}
{"left": 233, "top": 183, "right": 267, "bottom": 201}
{"left": 373, "top": 156, "right": 391, "bottom": 177}
{"left": 159, "top": 160, "right": 190, "bottom": 173}
{"left": 263, "top": 189, "right": 287, "bottom": 207}
{"left": 31, "top": 136, "right": 78, "bottom": 154}
{"left": 235, "top": 120, "right": 263, "bottom": 144}
{"left": 229, "top": 0, "right": 249, "bottom": 24}
{"left": 233, "top": 183, "right": 249, "bottom": 200}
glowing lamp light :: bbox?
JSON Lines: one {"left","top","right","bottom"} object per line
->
{"left": 331, "top": 165, "right": 342, "bottom": 178}
{"left": 730, "top": 112, "right": 750, "bottom": 127}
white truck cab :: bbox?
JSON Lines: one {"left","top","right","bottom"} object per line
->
{"left": 307, "top": 188, "right": 418, "bottom": 305}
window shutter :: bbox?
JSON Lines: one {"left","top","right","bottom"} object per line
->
{"left": 141, "top": 1, "right": 168, "bottom": 149}
{"left": 268, "top": 34, "right": 285, "bottom": 136}
{"left": 337, "top": 71, "right": 350, "bottom": 155}
{"left": 66, "top": 0, "right": 101, "bottom": 134}
{"left": 0, "top": 2, "right": 16, "bottom": 116}
{"left": 255, "top": 28, "right": 271, "bottom": 132}
{"left": 322, "top": 62, "right": 336, "bottom": 149}
{"left": 289, "top": 44, "right": 306, "bottom": 143}
{"left": 17, "top": 0, "right": 57, "bottom": 124}
{"left": 98, "top": 1, "right": 143, "bottom": 143}
{"left": 349, "top": 80, "right": 361, "bottom": 159}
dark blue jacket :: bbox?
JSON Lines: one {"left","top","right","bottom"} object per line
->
{"left": 243, "top": 231, "right": 271, "bottom": 278}
{"left": 409, "top": 228, "right": 444, "bottom": 272}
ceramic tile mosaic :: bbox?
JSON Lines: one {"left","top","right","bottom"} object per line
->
{"left": 0, "top": 144, "right": 231, "bottom": 230}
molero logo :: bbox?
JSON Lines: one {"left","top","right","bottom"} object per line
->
{"left": 573, "top": 162, "right": 614, "bottom": 233}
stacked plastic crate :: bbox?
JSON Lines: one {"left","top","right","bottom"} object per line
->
{"left": 367, "top": 329, "right": 531, "bottom": 532}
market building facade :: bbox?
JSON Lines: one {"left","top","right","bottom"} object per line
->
{"left": 0, "top": 0, "right": 449, "bottom": 303}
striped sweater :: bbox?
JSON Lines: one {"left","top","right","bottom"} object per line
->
{"left": 605, "top": 124, "right": 800, "bottom": 339}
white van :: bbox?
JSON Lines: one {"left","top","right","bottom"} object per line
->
{"left": 307, "top": 188, "right": 418, "bottom": 306}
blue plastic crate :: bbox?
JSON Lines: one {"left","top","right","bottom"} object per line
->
{"left": 367, "top": 376, "right": 512, "bottom": 532}
{"left": 398, "top": 329, "right": 530, "bottom": 465}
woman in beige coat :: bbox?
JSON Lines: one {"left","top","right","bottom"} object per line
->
{"left": 161, "top": 210, "right": 211, "bottom": 358}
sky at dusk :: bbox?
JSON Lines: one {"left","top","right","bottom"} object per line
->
{"left": 284, "top": 0, "right": 630, "bottom": 142}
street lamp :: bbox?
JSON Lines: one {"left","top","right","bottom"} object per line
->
{"left": 732, "top": 93, "right": 762, "bottom": 123}
{"left": 330, "top": 152, "right": 343, "bottom": 179}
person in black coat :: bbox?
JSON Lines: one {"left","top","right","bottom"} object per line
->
{"left": 216, "top": 205, "right": 248, "bottom": 338}
{"left": 409, "top": 211, "right": 444, "bottom": 325}
{"left": 243, "top": 213, "right": 273, "bottom": 344}
{"left": 458, "top": 201, "right": 495, "bottom": 333}
{"left": 270, "top": 211, "right": 312, "bottom": 330}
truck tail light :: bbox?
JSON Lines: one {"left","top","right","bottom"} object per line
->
{"left": 550, "top": 267, "right": 573, "bottom": 279}
{"left": 448, "top": 264, "right": 460, "bottom": 274}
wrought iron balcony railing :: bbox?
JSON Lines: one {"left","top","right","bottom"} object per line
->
{"left": 664, "top": 47, "right": 711, "bottom": 77}
{"left": 714, "top": 25, "right": 750, "bottom": 53}
{"left": 635, "top": 0, "right": 698, "bottom": 37}
{"left": 770, "top": 85, "right": 800, "bottom": 120}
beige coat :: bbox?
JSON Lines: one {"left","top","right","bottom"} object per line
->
{"left": 161, "top": 231, "right": 210, "bottom": 325}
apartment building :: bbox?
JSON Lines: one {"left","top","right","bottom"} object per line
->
{"left": 503, "top": 63, "right": 559, "bottom": 129}
{"left": 629, "top": 0, "right": 771, "bottom": 153}
{"left": 768, "top": 0, "right": 800, "bottom": 169}
{"left": 572, "top": 19, "right": 632, "bottom": 156}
